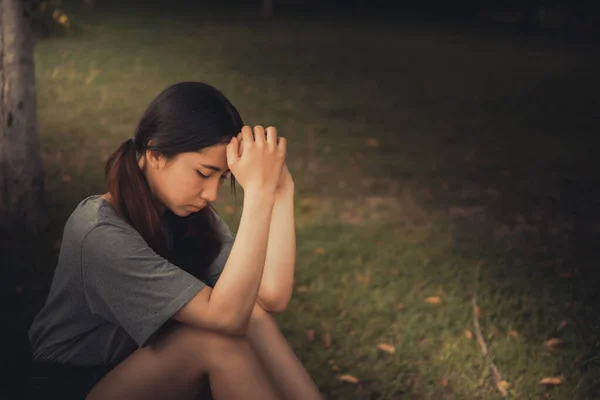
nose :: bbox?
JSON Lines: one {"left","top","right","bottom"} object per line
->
{"left": 200, "top": 179, "right": 219, "bottom": 203}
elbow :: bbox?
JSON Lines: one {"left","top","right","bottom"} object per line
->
{"left": 216, "top": 314, "right": 251, "bottom": 337}
{"left": 258, "top": 293, "right": 291, "bottom": 314}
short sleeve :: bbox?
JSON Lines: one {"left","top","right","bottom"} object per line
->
{"left": 81, "top": 222, "right": 206, "bottom": 347}
{"left": 203, "top": 212, "right": 235, "bottom": 287}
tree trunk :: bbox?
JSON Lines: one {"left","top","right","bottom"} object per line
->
{"left": 0, "top": 0, "right": 47, "bottom": 234}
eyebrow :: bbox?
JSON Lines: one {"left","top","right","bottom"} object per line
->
{"left": 200, "top": 163, "right": 229, "bottom": 173}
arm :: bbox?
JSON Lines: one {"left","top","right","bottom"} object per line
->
{"left": 257, "top": 165, "right": 296, "bottom": 312}
{"left": 174, "top": 126, "right": 286, "bottom": 336}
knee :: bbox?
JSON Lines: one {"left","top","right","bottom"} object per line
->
{"left": 163, "top": 322, "right": 248, "bottom": 361}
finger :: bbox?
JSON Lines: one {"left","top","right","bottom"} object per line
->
{"left": 241, "top": 125, "right": 254, "bottom": 147}
{"left": 226, "top": 137, "right": 240, "bottom": 166}
{"left": 277, "top": 137, "right": 287, "bottom": 156}
{"left": 253, "top": 125, "right": 266, "bottom": 145}
{"left": 265, "top": 126, "right": 278, "bottom": 147}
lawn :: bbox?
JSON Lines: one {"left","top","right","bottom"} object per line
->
{"left": 3, "top": 4, "right": 600, "bottom": 399}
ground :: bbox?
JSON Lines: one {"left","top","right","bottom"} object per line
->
{"left": 2, "top": 4, "right": 599, "bottom": 399}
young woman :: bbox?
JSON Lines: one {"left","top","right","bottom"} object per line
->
{"left": 26, "top": 82, "right": 322, "bottom": 400}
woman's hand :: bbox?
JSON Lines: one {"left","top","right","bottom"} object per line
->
{"left": 227, "top": 125, "right": 286, "bottom": 196}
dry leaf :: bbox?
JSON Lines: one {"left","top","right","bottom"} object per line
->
{"left": 356, "top": 274, "right": 370, "bottom": 284}
{"left": 365, "top": 138, "right": 379, "bottom": 148}
{"left": 322, "top": 332, "right": 331, "bottom": 348}
{"left": 440, "top": 378, "right": 448, "bottom": 387}
{"left": 224, "top": 205, "right": 234, "bottom": 214}
{"left": 425, "top": 296, "right": 441, "bottom": 304}
{"left": 545, "top": 338, "right": 566, "bottom": 349}
{"left": 558, "top": 320, "right": 570, "bottom": 330}
{"left": 306, "top": 329, "right": 315, "bottom": 342}
{"left": 62, "top": 174, "right": 71, "bottom": 182}
{"left": 508, "top": 330, "right": 520, "bottom": 338}
{"left": 540, "top": 376, "right": 564, "bottom": 385}
{"left": 395, "top": 302, "right": 404, "bottom": 310}
{"left": 496, "top": 380, "right": 511, "bottom": 394}
{"left": 419, "top": 338, "right": 431, "bottom": 346}
{"left": 574, "top": 354, "right": 583, "bottom": 363}
{"left": 474, "top": 305, "right": 481, "bottom": 317}
{"left": 338, "top": 375, "right": 359, "bottom": 384}
{"left": 296, "top": 285, "right": 309, "bottom": 293}
{"left": 377, "top": 343, "right": 395, "bottom": 354}
{"left": 332, "top": 365, "right": 340, "bottom": 372}
{"left": 464, "top": 330, "right": 473, "bottom": 340}
{"left": 313, "top": 247, "right": 326, "bottom": 255}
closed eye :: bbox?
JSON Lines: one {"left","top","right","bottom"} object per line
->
{"left": 197, "top": 170, "right": 230, "bottom": 181}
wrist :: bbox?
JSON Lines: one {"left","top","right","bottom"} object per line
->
{"left": 275, "top": 182, "right": 295, "bottom": 198}
{"left": 244, "top": 187, "right": 277, "bottom": 207}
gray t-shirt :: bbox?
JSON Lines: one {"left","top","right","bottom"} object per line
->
{"left": 28, "top": 195, "right": 234, "bottom": 366}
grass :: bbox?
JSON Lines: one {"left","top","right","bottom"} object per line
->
{"left": 3, "top": 4, "right": 600, "bottom": 399}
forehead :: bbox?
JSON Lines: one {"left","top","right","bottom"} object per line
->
{"left": 177, "top": 144, "right": 228, "bottom": 168}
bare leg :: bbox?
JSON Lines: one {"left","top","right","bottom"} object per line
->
{"left": 87, "top": 323, "right": 280, "bottom": 400}
{"left": 247, "top": 305, "right": 322, "bottom": 400}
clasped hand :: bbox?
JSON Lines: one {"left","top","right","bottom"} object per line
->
{"left": 226, "top": 125, "right": 294, "bottom": 197}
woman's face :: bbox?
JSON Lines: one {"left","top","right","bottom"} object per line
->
{"left": 145, "top": 144, "right": 230, "bottom": 217}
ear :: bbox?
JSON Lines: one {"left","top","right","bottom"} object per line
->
{"left": 145, "top": 149, "right": 166, "bottom": 170}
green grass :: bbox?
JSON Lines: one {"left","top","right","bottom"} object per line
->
{"left": 5, "top": 6, "right": 600, "bottom": 399}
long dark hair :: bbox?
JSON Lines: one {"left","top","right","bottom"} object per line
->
{"left": 105, "top": 82, "right": 242, "bottom": 275}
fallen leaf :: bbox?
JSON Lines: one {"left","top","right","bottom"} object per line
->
{"left": 313, "top": 247, "right": 326, "bottom": 255}
{"left": 440, "top": 378, "right": 448, "bottom": 387}
{"left": 558, "top": 320, "right": 570, "bottom": 330}
{"left": 545, "top": 338, "right": 566, "bottom": 349}
{"left": 508, "top": 330, "right": 520, "bottom": 338}
{"left": 224, "top": 205, "right": 234, "bottom": 214}
{"left": 322, "top": 332, "right": 331, "bottom": 348}
{"left": 419, "top": 338, "right": 431, "bottom": 346}
{"left": 474, "top": 305, "right": 481, "bottom": 317}
{"left": 377, "top": 343, "right": 395, "bottom": 354}
{"left": 395, "top": 302, "right": 404, "bottom": 310}
{"left": 574, "top": 354, "right": 583, "bottom": 363}
{"left": 62, "top": 174, "right": 71, "bottom": 182}
{"left": 540, "top": 376, "right": 564, "bottom": 385}
{"left": 338, "top": 375, "right": 359, "bottom": 384}
{"left": 496, "top": 380, "right": 511, "bottom": 394}
{"left": 296, "top": 285, "right": 309, "bottom": 293}
{"left": 332, "top": 365, "right": 340, "bottom": 372}
{"left": 306, "top": 329, "right": 315, "bottom": 342}
{"left": 356, "top": 274, "right": 370, "bottom": 284}
{"left": 425, "top": 296, "right": 441, "bottom": 304}
{"left": 464, "top": 330, "right": 473, "bottom": 339}
{"left": 365, "top": 138, "right": 379, "bottom": 148}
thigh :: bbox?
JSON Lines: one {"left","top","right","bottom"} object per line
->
{"left": 87, "top": 323, "right": 215, "bottom": 400}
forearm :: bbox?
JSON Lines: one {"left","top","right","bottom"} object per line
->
{"left": 209, "top": 191, "right": 275, "bottom": 331}
{"left": 258, "top": 188, "right": 296, "bottom": 311}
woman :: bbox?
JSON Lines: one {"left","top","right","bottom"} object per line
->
{"left": 26, "top": 82, "right": 322, "bottom": 399}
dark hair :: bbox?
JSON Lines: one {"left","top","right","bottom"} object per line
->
{"left": 105, "top": 82, "right": 243, "bottom": 276}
